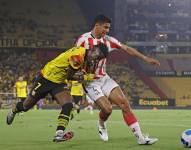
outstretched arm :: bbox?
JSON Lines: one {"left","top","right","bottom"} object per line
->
{"left": 121, "top": 44, "right": 160, "bottom": 66}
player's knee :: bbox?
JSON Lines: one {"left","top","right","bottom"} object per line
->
{"left": 118, "top": 98, "right": 131, "bottom": 112}
{"left": 61, "top": 102, "right": 73, "bottom": 115}
{"left": 62, "top": 102, "right": 73, "bottom": 110}
{"left": 16, "top": 101, "right": 25, "bottom": 112}
{"left": 23, "top": 104, "right": 32, "bottom": 112}
{"left": 103, "top": 105, "right": 112, "bottom": 114}
{"left": 22, "top": 96, "right": 37, "bottom": 112}
{"left": 15, "top": 101, "right": 28, "bottom": 112}
{"left": 73, "top": 96, "right": 81, "bottom": 105}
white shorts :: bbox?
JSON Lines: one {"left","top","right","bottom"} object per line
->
{"left": 85, "top": 74, "right": 119, "bottom": 102}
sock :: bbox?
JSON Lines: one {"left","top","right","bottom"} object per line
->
{"left": 55, "top": 130, "right": 64, "bottom": 136}
{"left": 123, "top": 112, "right": 143, "bottom": 139}
{"left": 13, "top": 101, "right": 24, "bottom": 113}
{"left": 57, "top": 102, "right": 73, "bottom": 131}
{"left": 129, "top": 122, "right": 144, "bottom": 139}
{"left": 99, "top": 110, "right": 111, "bottom": 127}
{"left": 123, "top": 112, "right": 137, "bottom": 126}
{"left": 77, "top": 108, "right": 80, "bottom": 114}
{"left": 70, "top": 108, "right": 74, "bottom": 120}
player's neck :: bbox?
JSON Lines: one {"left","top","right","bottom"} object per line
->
{"left": 91, "top": 30, "right": 102, "bottom": 39}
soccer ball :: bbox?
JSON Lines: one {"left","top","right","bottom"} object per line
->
{"left": 181, "top": 129, "right": 191, "bottom": 148}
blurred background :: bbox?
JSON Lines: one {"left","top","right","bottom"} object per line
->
{"left": 1, "top": 0, "right": 191, "bottom": 109}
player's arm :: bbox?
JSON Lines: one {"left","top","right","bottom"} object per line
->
{"left": 66, "top": 67, "right": 84, "bottom": 82}
{"left": 67, "top": 54, "right": 85, "bottom": 82}
{"left": 84, "top": 73, "right": 94, "bottom": 81}
{"left": 121, "top": 44, "right": 160, "bottom": 66}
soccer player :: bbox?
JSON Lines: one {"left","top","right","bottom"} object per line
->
{"left": 76, "top": 14, "right": 160, "bottom": 144}
{"left": 71, "top": 80, "right": 84, "bottom": 114}
{"left": 6, "top": 44, "right": 109, "bottom": 142}
{"left": 70, "top": 80, "right": 84, "bottom": 120}
{"left": 13, "top": 76, "right": 28, "bottom": 103}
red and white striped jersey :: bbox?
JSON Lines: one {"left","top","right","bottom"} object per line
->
{"left": 76, "top": 31, "right": 122, "bottom": 79}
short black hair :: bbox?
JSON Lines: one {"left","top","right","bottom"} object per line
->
{"left": 93, "top": 14, "right": 111, "bottom": 26}
{"left": 94, "top": 43, "right": 109, "bottom": 58}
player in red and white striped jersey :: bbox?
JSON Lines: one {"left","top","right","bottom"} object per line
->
{"left": 76, "top": 14, "right": 160, "bottom": 145}
{"left": 76, "top": 32, "right": 121, "bottom": 79}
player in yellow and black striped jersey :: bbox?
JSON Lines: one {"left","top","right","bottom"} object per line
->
{"left": 14, "top": 76, "right": 28, "bottom": 102}
{"left": 70, "top": 73, "right": 94, "bottom": 118}
{"left": 6, "top": 43, "right": 109, "bottom": 142}
{"left": 71, "top": 81, "right": 83, "bottom": 114}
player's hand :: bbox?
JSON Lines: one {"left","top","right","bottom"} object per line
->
{"left": 144, "top": 56, "right": 160, "bottom": 66}
{"left": 72, "top": 70, "right": 85, "bottom": 82}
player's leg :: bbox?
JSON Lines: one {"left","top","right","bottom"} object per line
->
{"left": 108, "top": 86, "right": 158, "bottom": 145}
{"left": 72, "top": 95, "right": 82, "bottom": 114}
{"left": 95, "top": 96, "right": 112, "bottom": 142}
{"left": 7, "top": 94, "right": 39, "bottom": 125}
{"left": 95, "top": 96, "right": 112, "bottom": 122}
{"left": 86, "top": 83, "right": 112, "bottom": 141}
{"left": 53, "top": 88, "right": 74, "bottom": 142}
{"left": 18, "top": 98, "right": 26, "bottom": 115}
{"left": 7, "top": 75, "right": 47, "bottom": 125}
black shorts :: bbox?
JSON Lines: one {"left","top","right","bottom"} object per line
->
{"left": 17, "top": 98, "right": 26, "bottom": 102}
{"left": 72, "top": 95, "right": 83, "bottom": 104}
{"left": 29, "top": 75, "right": 68, "bottom": 101}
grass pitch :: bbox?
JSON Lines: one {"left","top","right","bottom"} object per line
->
{"left": 0, "top": 109, "right": 190, "bottom": 150}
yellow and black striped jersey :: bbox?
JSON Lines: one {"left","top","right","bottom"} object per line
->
{"left": 41, "top": 47, "right": 86, "bottom": 83}
{"left": 70, "top": 81, "right": 84, "bottom": 96}
{"left": 14, "top": 81, "right": 27, "bottom": 98}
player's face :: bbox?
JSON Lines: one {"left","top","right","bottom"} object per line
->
{"left": 95, "top": 23, "right": 110, "bottom": 38}
{"left": 18, "top": 76, "right": 23, "bottom": 81}
{"left": 87, "top": 47, "right": 103, "bottom": 61}
{"left": 85, "top": 48, "right": 103, "bottom": 73}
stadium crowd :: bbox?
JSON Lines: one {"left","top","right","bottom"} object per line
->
{"left": 0, "top": 0, "right": 191, "bottom": 107}
{"left": 0, "top": 0, "right": 88, "bottom": 47}
{"left": 0, "top": 49, "right": 40, "bottom": 94}
{"left": 116, "top": 0, "right": 191, "bottom": 42}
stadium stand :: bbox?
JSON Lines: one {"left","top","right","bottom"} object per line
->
{"left": 107, "top": 63, "right": 158, "bottom": 101}
{"left": 152, "top": 78, "right": 191, "bottom": 106}
{"left": 115, "top": 0, "right": 191, "bottom": 43}
{"left": 0, "top": 0, "right": 87, "bottom": 47}
{"left": 0, "top": 48, "right": 40, "bottom": 93}
{"left": 1, "top": 0, "right": 191, "bottom": 108}
{"left": 0, "top": 0, "right": 88, "bottom": 106}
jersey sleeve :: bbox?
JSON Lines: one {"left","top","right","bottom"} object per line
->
{"left": 84, "top": 73, "right": 94, "bottom": 81}
{"left": 75, "top": 35, "right": 85, "bottom": 47}
{"left": 106, "top": 35, "right": 122, "bottom": 52}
